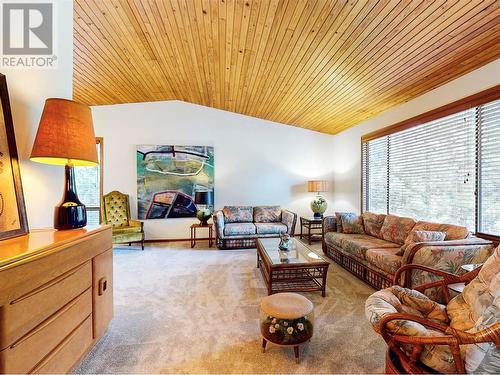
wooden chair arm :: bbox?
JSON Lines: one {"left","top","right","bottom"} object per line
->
{"left": 393, "top": 264, "right": 461, "bottom": 287}
{"left": 380, "top": 313, "right": 465, "bottom": 373}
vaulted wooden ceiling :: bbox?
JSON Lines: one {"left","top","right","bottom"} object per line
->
{"left": 73, "top": 0, "right": 500, "bottom": 134}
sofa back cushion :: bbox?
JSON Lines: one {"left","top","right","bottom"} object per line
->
{"left": 253, "top": 206, "right": 281, "bottom": 223}
{"left": 411, "top": 221, "right": 469, "bottom": 240}
{"left": 340, "top": 212, "right": 365, "bottom": 234}
{"left": 380, "top": 215, "right": 416, "bottom": 245}
{"left": 396, "top": 230, "right": 447, "bottom": 256}
{"left": 222, "top": 206, "right": 253, "bottom": 223}
{"left": 362, "top": 212, "right": 386, "bottom": 238}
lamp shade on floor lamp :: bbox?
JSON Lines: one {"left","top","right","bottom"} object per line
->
{"left": 30, "top": 98, "right": 98, "bottom": 229}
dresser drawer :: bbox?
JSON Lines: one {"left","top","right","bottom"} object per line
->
{"left": 0, "top": 261, "right": 92, "bottom": 349}
{"left": 32, "top": 316, "right": 93, "bottom": 374}
{"left": 0, "top": 289, "right": 92, "bottom": 374}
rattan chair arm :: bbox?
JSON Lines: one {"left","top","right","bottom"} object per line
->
{"left": 393, "top": 264, "right": 460, "bottom": 287}
{"left": 405, "top": 239, "right": 492, "bottom": 265}
{"left": 380, "top": 312, "right": 465, "bottom": 373}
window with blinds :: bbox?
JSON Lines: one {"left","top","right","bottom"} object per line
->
{"left": 362, "top": 97, "right": 500, "bottom": 236}
{"left": 478, "top": 99, "right": 500, "bottom": 235}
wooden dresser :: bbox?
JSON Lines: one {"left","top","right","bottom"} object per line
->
{"left": 0, "top": 225, "right": 113, "bottom": 374}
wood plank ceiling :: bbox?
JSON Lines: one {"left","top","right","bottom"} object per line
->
{"left": 73, "top": 0, "right": 500, "bottom": 135}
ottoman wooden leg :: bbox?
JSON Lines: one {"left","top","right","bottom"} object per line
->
{"left": 262, "top": 338, "right": 267, "bottom": 353}
{"left": 294, "top": 346, "right": 299, "bottom": 364}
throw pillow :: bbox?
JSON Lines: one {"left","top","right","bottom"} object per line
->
{"left": 396, "top": 230, "right": 446, "bottom": 256}
{"left": 362, "top": 212, "right": 386, "bottom": 238}
{"left": 340, "top": 212, "right": 365, "bottom": 234}
{"left": 335, "top": 212, "right": 343, "bottom": 233}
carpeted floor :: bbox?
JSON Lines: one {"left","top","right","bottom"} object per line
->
{"left": 74, "top": 241, "right": 385, "bottom": 374}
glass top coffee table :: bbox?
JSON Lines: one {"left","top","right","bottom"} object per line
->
{"left": 256, "top": 238, "right": 330, "bottom": 297}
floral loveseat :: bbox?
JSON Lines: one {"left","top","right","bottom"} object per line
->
{"left": 213, "top": 206, "right": 297, "bottom": 249}
{"left": 322, "top": 212, "right": 494, "bottom": 293}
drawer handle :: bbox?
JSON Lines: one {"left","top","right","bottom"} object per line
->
{"left": 98, "top": 277, "right": 107, "bottom": 296}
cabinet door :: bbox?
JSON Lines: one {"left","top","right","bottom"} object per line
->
{"left": 92, "top": 249, "right": 113, "bottom": 340}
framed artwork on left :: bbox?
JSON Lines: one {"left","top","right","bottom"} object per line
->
{"left": 0, "top": 74, "right": 28, "bottom": 240}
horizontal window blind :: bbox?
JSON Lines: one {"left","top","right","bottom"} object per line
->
{"left": 388, "top": 110, "right": 476, "bottom": 229}
{"left": 362, "top": 96, "right": 500, "bottom": 236}
{"left": 478, "top": 99, "right": 500, "bottom": 235}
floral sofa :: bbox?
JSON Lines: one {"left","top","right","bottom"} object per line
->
{"left": 322, "top": 212, "right": 494, "bottom": 294}
{"left": 213, "top": 206, "right": 297, "bottom": 249}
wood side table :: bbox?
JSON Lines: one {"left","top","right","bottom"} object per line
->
{"left": 299, "top": 217, "right": 323, "bottom": 245}
{"left": 190, "top": 223, "right": 214, "bottom": 248}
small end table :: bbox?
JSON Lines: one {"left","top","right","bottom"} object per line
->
{"left": 190, "top": 223, "right": 214, "bottom": 248}
{"left": 299, "top": 217, "right": 323, "bottom": 245}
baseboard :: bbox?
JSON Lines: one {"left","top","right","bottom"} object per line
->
{"left": 144, "top": 237, "right": 212, "bottom": 243}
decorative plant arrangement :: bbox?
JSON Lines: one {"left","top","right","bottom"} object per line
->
{"left": 260, "top": 315, "right": 313, "bottom": 345}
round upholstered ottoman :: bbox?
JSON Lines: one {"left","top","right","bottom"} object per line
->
{"left": 260, "top": 292, "right": 314, "bottom": 363}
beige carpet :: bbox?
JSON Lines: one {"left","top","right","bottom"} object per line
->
{"left": 74, "top": 241, "right": 385, "bottom": 374}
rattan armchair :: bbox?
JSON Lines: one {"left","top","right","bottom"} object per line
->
{"left": 366, "top": 247, "right": 500, "bottom": 374}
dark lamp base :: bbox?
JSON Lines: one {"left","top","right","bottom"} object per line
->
{"left": 55, "top": 204, "right": 87, "bottom": 229}
{"left": 313, "top": 212, "right": 323, "bottom": 219}
{"left": 55, "top": 164, "right": 87, "bottom": 230}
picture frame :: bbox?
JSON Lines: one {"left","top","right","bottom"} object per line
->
{"left": 0, "top": 73, "right": 29, "bottom": 240}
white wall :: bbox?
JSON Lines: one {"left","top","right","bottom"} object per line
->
{"left": 331, "top": 58, "right": 500, "bottom": 213}
{"left": 92, "top": 101, "right": 335, "bottom": 240}
{"left": 6, "top": 0, "right": 73, "bottom": 228}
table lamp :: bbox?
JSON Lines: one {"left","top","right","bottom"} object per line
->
{"left": 30, "top": 98, "right": 98, "bottom": 229}
{"left": 307, "top": 180, "right": 328, "bottom": 219}
{"left": 194, "top": 191, "right": 214, "bottom": 225}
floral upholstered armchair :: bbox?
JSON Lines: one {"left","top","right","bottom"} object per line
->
{"left": 101, "top": 191, "right": 145, "bottom": 250}
{"left": 365, "top": 245, "right": 500, "bottom": 374}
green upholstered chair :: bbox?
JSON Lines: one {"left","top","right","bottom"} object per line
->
{"left": 101, "top": 191, "right": 144, "bottom": 250}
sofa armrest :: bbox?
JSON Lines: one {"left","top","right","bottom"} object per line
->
{"left": 322, "top": 216, "right": 337, "bottom": 233}
{"left": 213, "top": 210, "right": 225, "bottom": 239}
{"left": 400, "top": 238, "right": 494, "bottom": 299}
{"left": 281, "top": 209, "right": 297, "bottom": 236}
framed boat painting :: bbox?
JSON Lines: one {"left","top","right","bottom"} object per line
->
{"left": 0, "top": 74, "right": 28, "bottom": 240}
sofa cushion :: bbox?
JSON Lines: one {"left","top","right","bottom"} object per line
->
{"left": 223, "top": 223, "right": 256, "bottom": 236}
{"left": 222, "top": 206, "right": 253, "bottom": 223}
{"left": 340, "top": 212, "right": 365, "bottom": 234}
{"left": 324, "top": 232, "right": 398, "bottom": 259}
{"left": 253, "top": 206, "right": 282, "bottom": 223}
{"left": 396, "top": 230, "right": 446, "bottom": 256}
{"left": 365, "top": 248, "right": 403, "bottom": 275}
{"left": 362, "top": 212, "right": 386, "bottom": 238}
{"left": 380, "top": 215, "right": 416, "bottom": 245}
{"left": 412, "top": 221, "right": 469, "bottom": 240}
{"left": 255, "top": 223, "right": 287, "bottom": 235}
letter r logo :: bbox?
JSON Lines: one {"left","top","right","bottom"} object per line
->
{"left": 2, "top": 3, "right": 53, "bottom": 55}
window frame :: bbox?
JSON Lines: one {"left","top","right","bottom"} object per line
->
{"left": 81, "top": 137, "right": 104, "bottom": 224}
{"left": 361, "top": 84, "right": 500, "bottom": 241}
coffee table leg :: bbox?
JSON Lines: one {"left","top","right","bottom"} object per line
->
{"left": 322, "top": 268, "right": 328, "bottom": 297}
{"left": 294, "top": 346, "right": 299, "bottom": 364}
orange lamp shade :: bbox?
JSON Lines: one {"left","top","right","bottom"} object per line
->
{"left": 30, "top": 98, "right": 98, "bottom": 166}
{"left": 307, "top": 180, "right": 328, "bottom": 193}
